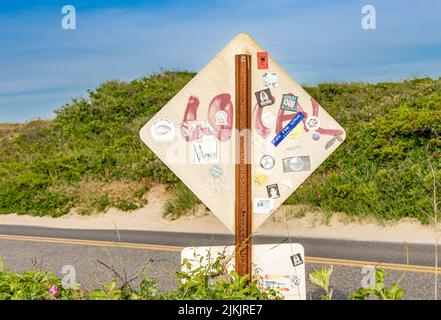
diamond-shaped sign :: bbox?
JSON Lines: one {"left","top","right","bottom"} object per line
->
{"left": 140, "top": 33, "right": 345, "bottom": 233}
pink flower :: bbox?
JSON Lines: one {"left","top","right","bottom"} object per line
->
{"left": 49, "top": 285, "right": 59, "bottom": 298}
{"left": 387, "top": 136, "right": 394, "bottom": 142}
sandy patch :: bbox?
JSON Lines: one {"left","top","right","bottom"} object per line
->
{"left": 0, "top": 185, "right": 439, "bottom": 245}
{"left": 0, "top": 184, "right": 230, "bottom": 234}
{"left": 257, "top": 206, "right": 440, "bottom": 245}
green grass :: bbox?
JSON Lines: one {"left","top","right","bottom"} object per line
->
{"left": 0, "top": 72, "right": 192, "bottom": 217}
{"left": 0, "top": 72, "right": 439, "bottom": 222}
{"left": 287, "top": 78, "right": 440, "bottom": 223}
{"left": 164, "top": 182, "right": 201, "bottom": 220}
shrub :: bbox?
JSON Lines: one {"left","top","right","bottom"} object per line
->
{"left": 0, "top": 259, "right": 83, "bottom": 300}
{"left": 168, "top": 251, "right": 282, "bottom": 300}
{"left": 0, "top": 73, "right": 439, "bottom": 222}
{"left": 309, "top": 266, "right": 333, "bottom": 300}
{"left": 348, "top": 268, "right": 405, "bottom": 300}
{"left": 164, "top": 182, "right": 202, "bottom": 220}
{"left": 0, "top": 254, "right": 281, "bottom": 300}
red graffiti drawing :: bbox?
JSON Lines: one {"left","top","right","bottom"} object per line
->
{"left": 181, "top": 94, "right": 234, "bottom": 142}
{"left": 253, "top": 103, "right": 271, "bottom": 138}
{"left": 273, "top": 96, "right": 344, "bottom": 137}
{"left": 183, "top": 94, "right": 344, "bottom": 142}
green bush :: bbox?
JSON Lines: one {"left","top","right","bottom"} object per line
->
{"left": 0, "top": 72, "right": 190, "bottom": 216}
{"left": 164, "top": 182, "right": 201, "bottom": 220}
{"left": 0, "top": 259, "right": 83, "bottom": 300}
{"left": 168, "top": 251, "right": 281, "bottom": 300}
{"left": 0, "top": 255, "right": 407, "bottom": 300}
{"left": 308, "top": 263, "right": 406, "bottom": 300}
{"left": 0, "top": 73, "right": 439, "bottom": 222}
{"left": 309, "top": 266, "right": 333, "bottom": 300}
{"left": 349, "top": 268, "right": 405, "bottom": 300}
{"left": 286, "top": 78, "right": 440, "bottom": 223}
{"left": 0, "top": 254, "right": 281, "bottom": 300}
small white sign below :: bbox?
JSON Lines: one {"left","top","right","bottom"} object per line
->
{"left": 181, "top": 244, "right": 306, "bottom": 300}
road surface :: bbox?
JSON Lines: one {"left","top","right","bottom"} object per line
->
{"left": 0, "top": 225, "right": 439, "bottom": 300}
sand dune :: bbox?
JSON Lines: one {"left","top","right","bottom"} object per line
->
{"left": 0, "top": 185, "right": 438, "bottom": 245}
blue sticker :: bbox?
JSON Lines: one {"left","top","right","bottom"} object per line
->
{"left": 271, "top": 112, "right": 305, "bottom": 147}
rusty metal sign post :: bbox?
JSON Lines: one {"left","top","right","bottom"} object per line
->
{"left": 140, "top": 33, "right": 346, "bottom": 300}
{"left": 234, "top": 54, "right": 252, "bottom": 277}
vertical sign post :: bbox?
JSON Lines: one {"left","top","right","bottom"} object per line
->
{"left": 235, "top": 54, "right": 252, "bottom": 277}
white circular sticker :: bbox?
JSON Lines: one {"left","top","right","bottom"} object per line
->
{"left": 260, "top": 155, "right": 275, "bottom": 170}
{"left": 289, "top": 157, "right": 304, "bottom": 171}
{"left": 215, "top": 110, "right": 228, "bottom": 125}
{"left": 305, "top": 116, "right": 320, "bottom": 131}
{"left": 151, "top": 118, "right": 175, "bottom": 142}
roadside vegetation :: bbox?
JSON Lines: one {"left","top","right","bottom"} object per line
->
{"left": 310, "top": 265, "right": 406, "bottom": 300}
{"left": 0, "top": 252, "right": 281, "bottom": 300}
{"left": 164, "top": 182, "right": 202, "bottom": 220}
{"left": 0, "top": 72, "right": 439, "bottom": 223}
{"left": 0, "top": 254, "right": 405, "bottom": 300}
{"left": 288, "top": 78, "right": 440, "bottom": 223}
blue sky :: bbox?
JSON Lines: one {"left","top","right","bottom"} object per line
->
{"left": 1, "top": 0, "right": 440, "bottom": 123}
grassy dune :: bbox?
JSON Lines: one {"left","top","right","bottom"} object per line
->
{"left": 0, "top": 72, "right": 439, "bottom": 222}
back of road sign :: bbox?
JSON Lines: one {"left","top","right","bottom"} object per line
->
{"left": 140, "top": 33, "right": 346, "bottom": 233}
{"left": 181, "top": 244, "right": 306, "bottom": 300}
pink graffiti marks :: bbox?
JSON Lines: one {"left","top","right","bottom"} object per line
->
{"left": 183, "top": 94, "right": 344, "bottom": 141}
{"left": 253, "top": 103, "right": 271, "bottom": 138}
{"left": 181, "top": 94, "right": 234, "bottom": 142}
{"left": 273, "top": 96, "right": 344, "bottom": 137}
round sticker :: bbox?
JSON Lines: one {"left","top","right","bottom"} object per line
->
{"left": 312, "top": 132, "right": 321, "bottom": 141}
{"left": 289, "top": 157, "right": 304, "bottom": 171}
{"left": 305, "top": 116, "right": 320, "bottom": 131}
{"left": 151, "top": 118, "right": 175, "bottom": 142}
{"left": 215, "top": 110, "right": 228, "bottom": 125}
{"left": 260, "top": 155, "right": 275, "bottom": 170}
{"left": 209, "top": 165, "right": 223, "bottom": 179}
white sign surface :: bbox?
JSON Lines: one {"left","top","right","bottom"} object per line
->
{"left": 140, "top": 33, "right": 346, "bottom": 233}
{"left": 181, "top": 244, "right": 306, "bottom": 300}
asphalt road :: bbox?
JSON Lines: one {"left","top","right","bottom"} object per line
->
{"left": 0, "top": 225, "right": 440, "bottom": 300}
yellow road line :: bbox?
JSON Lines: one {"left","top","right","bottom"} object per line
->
{"left": 0, "top": 234, "right": 439, "bottom": 274}
{"left": 306, "top": 256, "right": 438, "bottom": 274}
{"left": 0, "top": 234, "right": 183, "bottom": 252}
